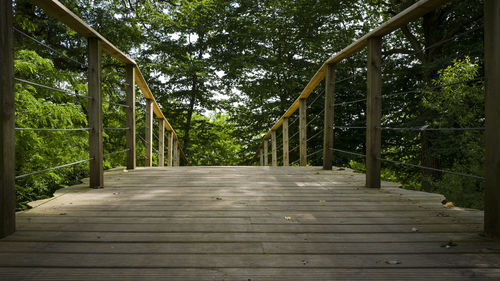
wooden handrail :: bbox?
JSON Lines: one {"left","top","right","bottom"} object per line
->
{"left": 257, "top": 0, "right": 450, "bottom": 145}
{"left": 32, "top": 0, "right": 184, "bottom": 144}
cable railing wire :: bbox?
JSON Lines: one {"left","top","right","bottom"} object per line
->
{"left": 307, "top": 128, "right": 324, "bottom": 143}
{"left": 378, "top": 157, "right": 484, "bottom": 180}
{"left": 335, "top": 71, "right": 364, "bottom": 84}
{"left": 379, "top": 126, "right": 485, "bottom": 131}
{"left": 15, "top": 127, "right": 90, "bottom": 131}
{"left": 108, "top": 101, "right": 129, "bottom": 108}
{"left": 335, "top": 123, "right": 365, "bottom": 130}
{"left": 15, "top": 158, "right": 93, "bottom": 179}
{"left": 334, "top": 97, "right": 366, "bottom": 107}
{"left": 404, "top": 23, "right": 483, "bottom": 58}
{"left": 330, "top": 148, "right": 366, "bottom": 158}
{"left": 381, "top": 77, "right": 484, "bottom": 99}
{"left": 307, "top": 149, "right": 323, "bottom": 159}
{"left": 288, "top": 116, "right": 299, "bottom": 127}
{"left": 137, "top": 134, "right": 159, "bottom": 153}
{"left": 306, "top": 109, "right": 325, "bottom": 126}
{"left": 103, "top": 149, "right": 130, "bottom": 157}
{"left": 14, "top": 78, "right": 91, "bottom": 99}
{"left": 13, "top": 27, "right": 87, "bottom": 69}
{"left": 307, "top": 89, "right": 325, "bottom": 109}
{"left": 104, "top": 127, "right": 129, "bottom": 130}
{"left": 332, "top": 125, "right": 484, "bottom": 131}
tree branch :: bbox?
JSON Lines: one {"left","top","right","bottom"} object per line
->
{"left": 400, "top": 25, "right": 425, "bottom": 61}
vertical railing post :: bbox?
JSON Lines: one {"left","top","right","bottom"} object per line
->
{"left": 173, "top": 138, "right": 179, "bottom": 166}
{"left": 299, "top": 98, "right": 307, "bottom": 166}
{"left": 145, "top": 99, "right": 153, "bottom": 167}
{"left": 259, "top": 149, "right": 263, "bottom": 166}
{"left": 366, "top": 37, "right": 382, "bottom": 188}
{"left": 0, "top": 0, "right": 16, "bottom": 238}
{"left": 125, "top": 65, "right": 136, "bottom": 170}
{"left": 167, "top": 131, "right": 173, "bottom": 167}
{"left": 158, "top": 119, "right": 164, "bottom": 167}
{"left": 263, "top": 139, "right": 268, "bottom": 166}
{"left": 323, "top": 64, "right": 336, "bottom": 170}
{"left": 484, "top": 0, "right": 500, "bottom": 237}
{"left": 282, "top": 117, "right": 289, "bottom": 166}
{"left": 271, "top": 130, "right": 277, "bottom": 166}
{"left": 88, "top": 37, "right": 103, "bottom": 188}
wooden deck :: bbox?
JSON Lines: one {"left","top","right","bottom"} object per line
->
{"left": 1, "top": 166, "right": 500, "bottom": 280}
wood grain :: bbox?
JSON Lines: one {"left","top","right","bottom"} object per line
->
{"left": 1, "top": 166, "right": 497, "bottom": 280}
{"left": 0, "top": 0, "right": 16, "bottom": 238}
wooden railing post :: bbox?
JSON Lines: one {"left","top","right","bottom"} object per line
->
{"left": 263, "top": 139, "right": 268, "bottom": 166}
{"left": 282, "top": 117, "right": 289, "bottom": 166}
{"left": 158, "top": 119, "right": 164, "bottom": 167}
{"left": 366, "top": 37, "right": 382, "bottom": 188}
{"left": 484, "top": 0, "right": 500, "bottom": 237}
{"left": 167, "top": 131, "right": 173, "bottom": 167}
{"left": 0, "top": 0, "right": 16, "bottom": 238}
{"left": 145, "top": 99, "right": 153, "bottom": 167}
{"left": 173, "top": 138, "right": 179, "bottom": 166}
{"left": 323, "top": 64, "right": 336, "bottom": 170}
{"left": 299, "top": 98, "right": 307, "bottom": 166}
{"left": 125, "top": 65, "right": 136, "bottom": 170}
{"left": 259, "top": 149, "right": 263, "bottom": 166}
{"left": 88, "top": 37, "right": 103, "bottom": 188}
{"left": 271, "top": 130, "right": 277, "bottom": 166}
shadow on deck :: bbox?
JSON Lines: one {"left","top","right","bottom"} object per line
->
{"left": 1, "top": 166, "right": 500, "bottom": 280}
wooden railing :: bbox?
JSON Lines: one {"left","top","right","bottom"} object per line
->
{"left": 1, "top": 0, "right": 187, "bottom": 238}
{"left": 253, "top": 0, "right": 500, "bottom": 237}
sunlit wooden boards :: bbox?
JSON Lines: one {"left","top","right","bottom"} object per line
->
{"left": 0, "top": 166, "right": 499, "bottom": 280}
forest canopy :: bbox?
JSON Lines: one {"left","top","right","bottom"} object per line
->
{"left": 12, "top": 0, "right": 485, "bottom": 209}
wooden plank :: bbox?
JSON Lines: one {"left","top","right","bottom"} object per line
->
{"left": 323, "top": 64, "right": 335, "bottom": 170}
{"left": 0, "top": 0, "right": 15, "bottom": 238}
{"left": 0, "top": 230, "right": 485, "bottom": 243}
{"left": 1, "top": 241, "right": 495, "bottom": 254}
{"left": 271, "top": 130, "right": 277, "bottom": 166}
{"left": 16, "top": 215, "right": 482, "bottom": 226}
{"left": 158, "top": 119, "right": 164, "bottom": 167}
{"left": 1, "top": 268, "right": 500, "bottom": 281}
{"left": 299, "top": 98, "right": 307, "bottom": 166}
{"left": 366, "top": 37, "right": 382, "bottom": 188}
{"left": 88, "top": 37, "right": 103, "bottom": 188}
{"left": 167, "top": 131, "right": 173, "bottom": 167}
{"left": 19, "top": 209, "right": 481, "bottom": 218}
{"left": 125, "top": 65, "right": 136, "bottom": 170}
{"left": 484, "top": 0, "right": 500, "bottom": 238}
{"left": 1, "top": 252, "right": 500, "bottom": 268}
{"left": 145, "top": 99, "right": 153, "bottom": 167}
{"left": 282, "top": 118, "right": 289, "bottom": 166}
{"left": 263, "top": 139, "right": 268, "bottom": 166}
{"left": 14, "top": 222, "right": 482, "bottom": 233}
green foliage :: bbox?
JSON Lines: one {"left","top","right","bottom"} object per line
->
{"left": 188, "top": 112, "right": 242, "bottom": 165}
{"left": 14, "top": 50, "right": 89, "bottom": 210}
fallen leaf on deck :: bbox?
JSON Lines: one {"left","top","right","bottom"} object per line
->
{"left": 386, "top": 260, "right": 401, "bottom": 265}
{"left": 443, "top": 201, "right": 454, "bottom": 208}
{"left": 411, "top": 227, "right": 419, "bottom": 232}
{"left": 319, "top": 200, "right": 326, "bottom": 203}
{"left": 216, "top": 197, "right": 223, "bottom": 200}
{"left": 284, "top": 216, "right": 292, "bottom": 220}
{"left": 441, "top": 240, "right": 458, "bottom": 248}
{"left": 123, "top": 169, "right": 128, "bottom": 173}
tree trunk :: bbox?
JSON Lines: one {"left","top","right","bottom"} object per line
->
{"left": 182, "top": 75, "right": 197, "bottom": 153}
{"left": 420, "top": 10, "right": 445, "bottom": 191}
